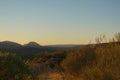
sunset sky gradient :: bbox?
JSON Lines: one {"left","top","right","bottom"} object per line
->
{"left": 0, "top": 0, "right": 120, "bottom": 45}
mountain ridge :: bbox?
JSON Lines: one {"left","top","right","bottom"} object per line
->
{"left": 0, "top": 41, "right": 82, "bottom": 48}
{"left": 0, "top": 41, "right": 22, "bottom": 49}
{"left": 24, "top": 41, "right": 42, "bottom": 48}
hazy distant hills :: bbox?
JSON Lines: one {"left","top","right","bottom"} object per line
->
{"left": 0, "top": 41, "right": 22, "bottom": 49}
{"left": 0, "top": 41, "right": 45, "bottom": 58}
{"left": 0, "top": 41, "right": 82, "bottom": 49}
{"left": 47, "top": 44, "right": 82, "bottom": 48}
{"left": 0, "top": 41, "right": 42, "bottom": 49}
{"left": 24, "top": 42, "right": 42, "bottom": 48}
{"left": 0, "top": 41, "right": 82, "bottom": 58}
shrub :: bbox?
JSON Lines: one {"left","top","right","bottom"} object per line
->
{"left": 82, "top": 43, "right": 120, "bottom": 80}
{"left": 0, "top": 52, "right": 33, "bottom": 80}
{"left": 61, "top": 46, "right": 96, "bottom": 75}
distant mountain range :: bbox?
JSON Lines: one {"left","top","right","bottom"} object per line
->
{"left": 0, "top": 41, "right": 42, "bottom": 49}
{"left": 0, "top": 41, "right": 85, "bottom": 59}
{"left": 0, "top": 41, "right": 82, "bottom": 49}
{"left": 0, "top": 41, "right": 82, "bottom": 58}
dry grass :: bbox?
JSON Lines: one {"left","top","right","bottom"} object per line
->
{"left": 33, "top": 43, "right": 120, "bottom": 80}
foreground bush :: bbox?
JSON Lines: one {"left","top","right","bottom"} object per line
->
{"left": 82, "top": 43, "right": 120, "bottom": 80}
{"left": 0, "top": 53, "right": 33, "bottom": 80}
{"left": 61, "top": 43, "right": 120, "bottom": 80}
{"left": 61, "top": 46, "right": 96, "bottom": 75}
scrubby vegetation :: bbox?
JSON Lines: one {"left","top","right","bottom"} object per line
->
{"left": 60, "top": 43, "right": 120, "bottom": 80}
{"left": 0, "top": 33, "right": 120, "bottom": 80}
{"left": 0, "top": 53, "right": 33, "bottom": 80}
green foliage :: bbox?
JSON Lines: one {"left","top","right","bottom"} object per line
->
{"left": 0, "top": 53, "right": 33, "bottom": 80}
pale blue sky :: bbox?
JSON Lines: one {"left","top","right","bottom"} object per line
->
{"left": 0, "top": 0, "right": 120, "bottom": 45}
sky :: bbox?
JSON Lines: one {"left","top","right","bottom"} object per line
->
{"left": 0, "top": 0, "right": 120, "bottom": 45}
